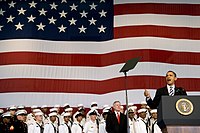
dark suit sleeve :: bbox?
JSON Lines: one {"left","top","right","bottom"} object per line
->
{"left": 106, "top": 113, "right": 113, "bottom": 133}
{"left": 177, "top": 87, "right": 187, "bottom": 95}
{"left": 146, "top": 89, "right": 161, "bottom": 109}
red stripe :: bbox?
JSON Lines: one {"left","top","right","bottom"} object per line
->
{"left": 0, "top": 49, "right": 199, "bottom": 66}
{"left": 114, "top": 25, "right": 200, "bottom": 40}
{"left": 114, "top": 3, "right": 200, "bottom": 16}
{"left": 0, "top": 76, "right": 199, "bottom": 94}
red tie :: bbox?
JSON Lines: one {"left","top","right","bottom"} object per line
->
{"left": 117, "top": 112, "right": 120, "bottom": 124}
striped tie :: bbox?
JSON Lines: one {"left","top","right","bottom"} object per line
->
{"left": 169, "top": 86, "right": 174, "bottom": 96}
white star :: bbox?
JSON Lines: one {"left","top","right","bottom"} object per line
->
{"left": 68, "top": 17, "right": 77, "bottom": 25}
{"left": 50, "top": 2, "right": 58, "bottom": 10}
{"left": 88, "top": 17, "right": 97, "bottom": 25}
{"left": 36, "top": 23, "right": 46, "bottom": 31}
{"left": 89, "top": 3, "right": 97, "bottom": 10}
{"left": 0, "top": 8, "right": 5, "bottom": 16}
{"left": 48, "top": 16, "right": 57, "bottom": 24}
{"left": 8, "top": 1, "right": 16, "bottom": 8}
{"left": 27, "top": 15, "right": 36, "bottom": 22}
{"left": 99, "top": 10, "right": 107, "bottom": 17}
{"left": 38, "top": 8, "right": 47, "bottom": 16}
{"left": 29, "top": 1, "right": 37, "bottom": 8}
{"left": 15, "top": 22, "right": 24, "bottom": 30}
{"left": 100, "top": 0, "right": 105, "bottom": 3}
{"left": 70, "top": 3, "right": 78, "bottom": 11}
{"left": 0, "top": 25, "right": 3, "bottom": 31}
{"left": 80, "top": 0, "right": 86, "bottom": 3}
{"left": 61, "top": 0, "right": 67, "bottom": 3}
{"left": 80, "top": 10, "right": 88, "bottom": 18}
{"left": 59, "top": 10, "right": 67, "bottom": 18}
{"left": 58, "top": 25, "right": 67, "bottom": 33}
{"left": 18, "top": 8, "right": 26, "bottom": 15}
{"left": 6, "top": 15, "right": 15, "bottom": 23}
{"left": 78, "top": 25, "right": 87, "bottom": 33}
{"left": 98, "top": 25, "right": 106, "bottom": 33}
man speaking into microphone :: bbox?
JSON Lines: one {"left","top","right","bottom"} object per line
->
{"left": 144, "top": 70, "right": 187, "bottom": 109}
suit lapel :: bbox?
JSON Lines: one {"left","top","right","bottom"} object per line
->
{"left": 163, "top": 86, "right": 169, "bottom": 95}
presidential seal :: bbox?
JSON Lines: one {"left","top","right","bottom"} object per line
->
{"left": 176, "top": 98, "right": 194, "bottom": 116}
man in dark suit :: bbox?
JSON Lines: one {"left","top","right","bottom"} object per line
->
{"left": 144, "top": 70, "right": 187, "bottom": 132}
{"left": 106, "top": 101, "right": 127, "bottom": 133}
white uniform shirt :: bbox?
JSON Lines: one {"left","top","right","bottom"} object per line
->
{"left": 71, "top": 121, "right": 83, "bottom": 133}
{"left": 129, "top": 118, "right": 136, "bottom": 133}
{"left": 135, "top": 117, "right": 148, "bottom": 133}
{"left": 83, "top": 120, "right": 98, "bottom": 133}
{"left": 28, "top": 122, "right": 43, "bottom": 133}
{"left": 99, "top": 119, "right": 107, "bottom": 133}
{"left": 150, "top": 120, "right": 162, "bottom": 133}
{"left": 59, "top": 122, "right": 71, "bottom": 133}
{"left": 43, "top": 122, "right": 58, "bottom": 133}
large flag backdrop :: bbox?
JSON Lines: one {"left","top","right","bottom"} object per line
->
{"left": 0, "top": 0, "right": 200, "bottom": 108}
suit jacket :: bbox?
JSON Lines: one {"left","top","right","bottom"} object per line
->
{"left": 106, "top": 112, "right": 127, "bottom": 133}
{"left": 147, "top": 86, "right": 187, "bottom": 109}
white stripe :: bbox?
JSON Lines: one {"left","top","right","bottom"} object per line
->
{"left": 114, "top": 0, "right": 200, "bottom": 4}
{"left": 0, "top": 90, "right": 199, "bottom": 108}
{"left": 0, "top": 62, "right": 199, "bottom": 80}
{"left": 115, "top": 14, "right": 200, "bottom": 28}
{"left": 0, "top": 38, "right": 199, "bottom": 54}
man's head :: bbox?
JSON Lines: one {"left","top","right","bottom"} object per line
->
{"left": 16, "top": 110, "right": 27, "bottom": 122}
{"left": 166, "top": 71, "right": 177, "bottom": 86}
{"left": 49, "top": 112, "right": 57, "bottom": 123}
{"left": 63, "top": 113, "right": 71, "bottom": 123}
{"left": 150, "top": 109, "right": 157, "bottom": 120}
{"left": 128, "top": 108, "right": 135, "bottom": 119}
{"left": 138, "top": 109, "right": 147, "bottom": 119}
{"left": 113, "top": 101, "right": 121, "bottom": 112}
{"left": 89, "top": 110, "right": 97, "bottom": 121}
{"left": 41, "top": 105, "right": 48, "bottom": 113}
{"left": 75, "top": 113, "right": 83, "bottom": 122}
{"left": 35, "top": 112, "right": 43, "bottom": 122}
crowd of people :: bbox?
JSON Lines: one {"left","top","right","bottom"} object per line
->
{"left": 0, "top": 100, "right": 162, "bottom": 133}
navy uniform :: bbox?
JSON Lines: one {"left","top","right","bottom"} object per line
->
{"left": 135, "top": 109, "right": 149, "bottom": 133}
{"left": 44, "top": 112, "right": 58, "bottom": 133}
{"left": 59, "top": 113, "right": 71, "bottom": 133}
{"left": 149, "top": 109, "right": 162, "bottom": 133}
{"left": 28, "top": 112, "right": 44, "bottom": 133}
{"left": 71, "top": 113, "right": 83, "bottom": 133}
{"left": 0, "top": 112, "right": 14, "bottom": 133}
{"left": 83, "top": 110, "right": 98, "bottom": 133}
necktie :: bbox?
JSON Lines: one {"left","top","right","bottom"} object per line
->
{"left": 169, "top": 86, "right": 174, "bottom": 96}
{"left": 65, "top": 123, "right": 71, "bottom": 133}
{"left": 117, "top": 113, "right": 120, "bottom": 124}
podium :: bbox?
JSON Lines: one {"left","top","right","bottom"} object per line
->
{"left": 158, "top": 96, "right": 200, "bottom": 133}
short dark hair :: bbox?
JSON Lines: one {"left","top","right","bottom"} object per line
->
{"left": 167, "top": 70, "right": 177, "bottom": 77}
{"left": 113, "top": 101, "right": 120, "bottom": 105}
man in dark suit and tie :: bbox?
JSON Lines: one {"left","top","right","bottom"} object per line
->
{"left": 106, "top": 101, "right": 127, "bottom": 133}
{"left": 144, "top": 70, "right": 187, "bottom": 132}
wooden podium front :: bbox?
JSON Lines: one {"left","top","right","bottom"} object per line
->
{"left": 157, "top": 96, "right": 200, "bottom": 133}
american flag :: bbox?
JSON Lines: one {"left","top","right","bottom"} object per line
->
{"left": 0, "top": 0, "right": 200, "bottom": 108}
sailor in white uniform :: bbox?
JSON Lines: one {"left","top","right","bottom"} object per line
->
{"left": 99, "top": 108, "right": 110, "bottom": 133}
{"left": 135, "top": 109, "right": 149, "bottom": 133}
{"left": 83, "top": 110, "right": 98, "bottom": 133}
{"left": 43, "top": 112, "right": 58, "bottom": 133}
{"left": 149, "top": 109, "right": 162, "bottom": 133}
{"left": 28, "top": 111, "right": 44, "bottom": 133}
{"left": 128, "top": 107, "right": 137, "bottom": 133}
{"left": 59, "top": 112, "right": 71, "bottom": 133}
{"left": 71, "top": 112, "right": 84, "bottom": 133}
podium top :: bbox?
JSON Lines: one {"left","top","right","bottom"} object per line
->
{"left": 119, "top": 57, "right": 141, "bottom": 73}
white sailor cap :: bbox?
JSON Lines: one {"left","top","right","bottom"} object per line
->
{"left": 65, "top": 107, "right": 73, "bottom": 112}
{"left": 102, "top": 105, "right": 109, "bottom": 109}
{"left": 128, "top": 103, "right": 134, "bottom": 106}
{"left": 63, "top": 112, "right": 71, "bottom": 117}
{"left": 31, "top": 105, "right": 38, "bottom": 109}
{"left": 104, "top": 106, "right": 111, "bottom": 110}
{"left": 91, "top": 102, "right": 98, "bottom": 106}
{"left": 91, "top": 106, "right": 98, "bottom": 110}
{"left": 2, "top": 112, "right": 11, "bottom": 117}
{"left": 54, "top": 104, "right": 60, "bottom": 108}
{"left": 150, "top": 109, "right": 157, "bottom": 114}
{"left": 49, "top": 112, "right": 57, "bottom": 117}
{"left": 137, "top": 109, "right": 147, "bottom": 113}
{"left": 17, "top": 105, "right": 25, "bottom": 109}
{"left": 120, "top": 105, "right": 124, "bottom": 109}
{"left": 102, "top": 109, "right": 110, "bottom": 113}
{"left": 41, "top": 105, "right": 48, "bottom": 108}
{"left": 141, "top": 101, "right": 147, "bottom": 105}
{"left": 128, "top": 107, "right": 134, "bottom": 113}
{"left": 33, "top": 109, "right": 42, "bottom": 113}
{"left": 0, "top": 109, "right": 4, "bottom": 114}
{"left": 15, "top": 110, "right": 27, "bottom": 116}
{"left": 35, "top": 111, "right": 43, "bottom": 116}
{"left": 63, "top": 103, "right": 70, "bottom": 107}
{"left": 131, "top": 106, "right": 137, "bottom": 110}
{"left": 9, "top": 105, "right": 17, "bottom": 110}
{"left": 88, "top": 109, "right": 98, "bottom": 116}
{"left": 78, "top": 104, "right": 83, "bottom": 107}
{"left": 49, "top": 108, "right": 58, "bottom": 112}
